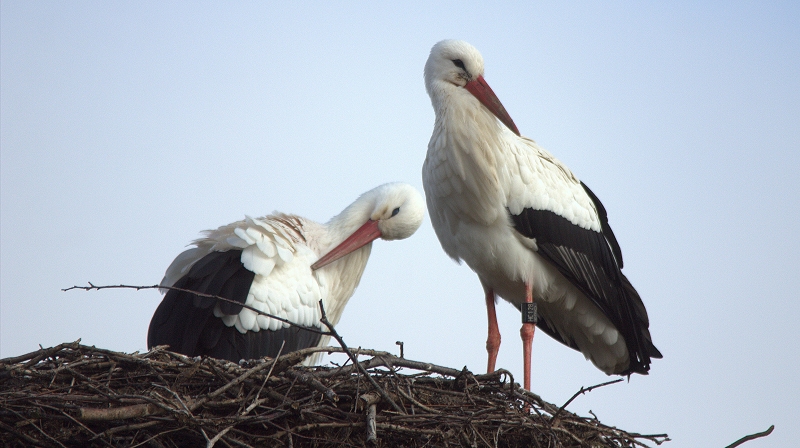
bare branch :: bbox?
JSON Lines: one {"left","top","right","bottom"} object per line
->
{"left": 316, "top": 300, "right": 405, "bottom": 414}
{"left": 552, "top": 378, "right": 624, "bottom": 422}
{"left": 79, "top": 403, "right": 162, "bottom": 421}
{"left": 725, "top": 425, "right": 775, "bottom": 448}
{"left": 63, "top": 282, "right": 331, "bottom": 336}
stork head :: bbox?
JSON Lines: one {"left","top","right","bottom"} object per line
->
{"left": 311, "top": 183, "right": 424, "bottom": 269}
{"left": 424, "top": 40, "right": 520, "bottom": 136}
{"left": 368, "top": 182, "right": 426, "bottom": 241}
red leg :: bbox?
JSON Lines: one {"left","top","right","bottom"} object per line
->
{"left": 520, "top": 282, "right": 536, "bottom": 391}
{"left": 485, "top": 288, "right": 501, "bottom": 373}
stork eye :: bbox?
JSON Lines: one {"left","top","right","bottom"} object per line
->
{"left": 391, "top": 207, "right": 400, "bottom": 217}
{"left": 452, "top": 59, "right": 466, "bottom": 70}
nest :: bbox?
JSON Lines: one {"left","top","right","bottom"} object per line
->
{"left": 1, "top": 341, "right": 669, "bottom": 447}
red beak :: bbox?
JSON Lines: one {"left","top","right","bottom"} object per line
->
{"left": 464, "top": 75, "right": 520, "bottom": 136}
{"left": 311, "top": 220, "right": 382, "bottom": 270}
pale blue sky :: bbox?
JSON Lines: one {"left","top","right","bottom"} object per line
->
{"left": 2, "top": 2, "right": 798, "bottom": 446}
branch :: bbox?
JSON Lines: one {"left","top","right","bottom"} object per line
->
{"left": 63, "top": 282, "right": 331, "bottom": 336}
{"left": 79, "top": 403, "right": 162, "bottom": 421}
{"left": 245, "top": 341, "right": 284, "bottom": 413}
{"left": 360, "top": 393, "right": 380, "bottom": 444}
{"left": 1, "top": 341, "right": 83, "bottom": 366}
{"left": 192, "top": 355, "right": 282, "bottom": 411}
{"left": 551, "top": 378, "right": 623, "bottom": 422}
{"left": 285, "top": 370, "right": 338, "bottom": 403}
{"left": 316, "top": 300, "right": 405, "bottom": 414}
{"left": 202, "top": 426, "right": 233, "bottom": 448}
{"left": 725, "top": 425, "right": 775, "bottom": 448}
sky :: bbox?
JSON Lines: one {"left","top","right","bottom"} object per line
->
{"left": 2, "top": 2, "right": 798, "bottom": 446}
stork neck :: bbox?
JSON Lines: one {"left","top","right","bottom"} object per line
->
{"left": 320, "top": 207, "right": 373, "bottom": 326}
{"left": 434, "top": 87, "right": 509, "bottom": 162}
{"left": 427, "top": 88, "right": 512, "bottom": 225}
{"left": 319, "top": 195, "right": 375, "bottom": 284}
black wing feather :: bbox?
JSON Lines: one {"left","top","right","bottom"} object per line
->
{"left": 581, "top": 182, "right": 623, "bottom": 268}
{"left": 509, "top": 183, "right": 661, "bottom": 375}
{"left": 147, "top": 249, "right": 322, "bottom": 362}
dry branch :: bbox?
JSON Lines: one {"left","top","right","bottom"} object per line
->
{"left": 552, "top": 378, "right": 624, "bottom": 423}
{"left": 725, "top": 425, "right": 775, "bottom": 448}
{"left": 63, "top": 283, "right": 331, "bottom": 336}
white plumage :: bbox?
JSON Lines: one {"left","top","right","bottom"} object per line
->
{"left": 164, "top": 215, "right": 327, "bottom": 333}
{"left": 422, "top": 40, "right": 660, "bottom": 389}
{"left": 148, "top": 182, "right": 425, "bottom": 365}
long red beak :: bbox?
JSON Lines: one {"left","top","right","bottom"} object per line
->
{"left": 311, "top": 220, "right": 381, "bottom": 270}
{"left": 464, "top": 75, "right": 520, "bottom": 136}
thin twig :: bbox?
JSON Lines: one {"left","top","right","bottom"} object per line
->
{"left": 196, "top": 356, "right": 284, "bottom": 410}
{"left": 1, "top": 341, "right": 81, "bottom": 365}
{"left": 725, "top": 425, "right": 775, "bottom": 448}
{"left": 0, "top": 420, "right": 47, "bottom": 447}
{"left": 316, "top": 300, "right": 405, "bottom": 414}
{"left": 128, "top": 427, "right": 184, "bottom": 448}
{"left": 285, "top": 369, "right": 338, "bottom": 402}
{"left": 396, "top": 385, "right": 440, "bottom": 414}
{"left": 245, "top": 341, "right": 285, "bottom": 414}
{"left": 551, "top": 378, "right": 623, "bottom": 422}
{"left": 63, "top": 282, "right": 331, "bottom": 336}
{"left": 204, "top": 426, "right": 233, "bottom": 448}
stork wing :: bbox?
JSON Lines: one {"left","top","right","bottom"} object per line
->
{"left": 147, "top": 215, "right": 328, "bottom": 363}
{"left": 509, "top": 182, "right": 661, "bottom": 374}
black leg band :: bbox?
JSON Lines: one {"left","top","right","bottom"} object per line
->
{"left": 521, "top": 302, "right": 538, "bottom": 324}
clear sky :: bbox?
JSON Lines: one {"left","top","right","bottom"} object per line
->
{"left": 2, "top": 2, "right": 798, "bottom": 446}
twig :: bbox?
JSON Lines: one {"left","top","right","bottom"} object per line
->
{"left": 191, "top": 357, "right": 280, "bottom": 412}
{"left": 91, "top": 419, "right": 160, "bottom": 439}
{"left": 56, "top": 409, "right": 111, "bottom": 447}
{"left": 151, "top": 383, "right": 193, "bottom": 416}
{"left": 285, "top": 370, "right": 338, "bottom": 403}
{"left": 63, "top": 282, "right": 331, "bottom": 336}
{"left": 725, "top": 425, "right": 775, "bottom": 448}
{"left": 396, "top": 385, "right": 440, "bottom": 414}
{"left": 317, "top": 300, "right": 405, "bottom": 414}
{"left": 79, "top": 403, "right": 162, "bottom": 421}
{"left": 1, "top": 341, "right": 81, "bottom": 365}
{"left": 203, "top": 426, "right": 233, "bottom": 448}
{"left": 0, "top": 420, "right": 46, "bottom": 447}
{"left": 128, "top": 427, "right": 184, "bottom": 448}
{"left": 245, "top": 341, "right": 284, "bottom": 414}
{"left": 360, "top": 392, "right": 380, "bottom": 444}
{"left": 376, "top": 423, "right": 444, "bottom": 437}
{"left": 551, "top": 378, "right": 623, "bottom": 422}
{"left": 272, "top": 422, "right": 366, "bottom": 439}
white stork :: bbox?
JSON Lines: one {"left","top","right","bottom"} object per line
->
{"left": 147, "top": 183, "right": 425, "bottom": 365}
{"left": 422, "top": 40, "right": 661, "bottom": 390}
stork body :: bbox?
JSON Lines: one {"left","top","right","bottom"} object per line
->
{"left": 422, "top": 40, "right": 660, "bottom": 389}
{"left": 147, "top": 183, "right": 425, "bottom": 365}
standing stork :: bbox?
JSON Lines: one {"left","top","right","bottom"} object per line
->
{"left": 422, "top": 40, "right": 661, "bottom": 390}
{"left": 147, "top": 182, "right": 425, "bottom": 365}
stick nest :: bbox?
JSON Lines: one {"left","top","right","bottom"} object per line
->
{"left": 1, "top": 341, "right": 668, "bottom": 447}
